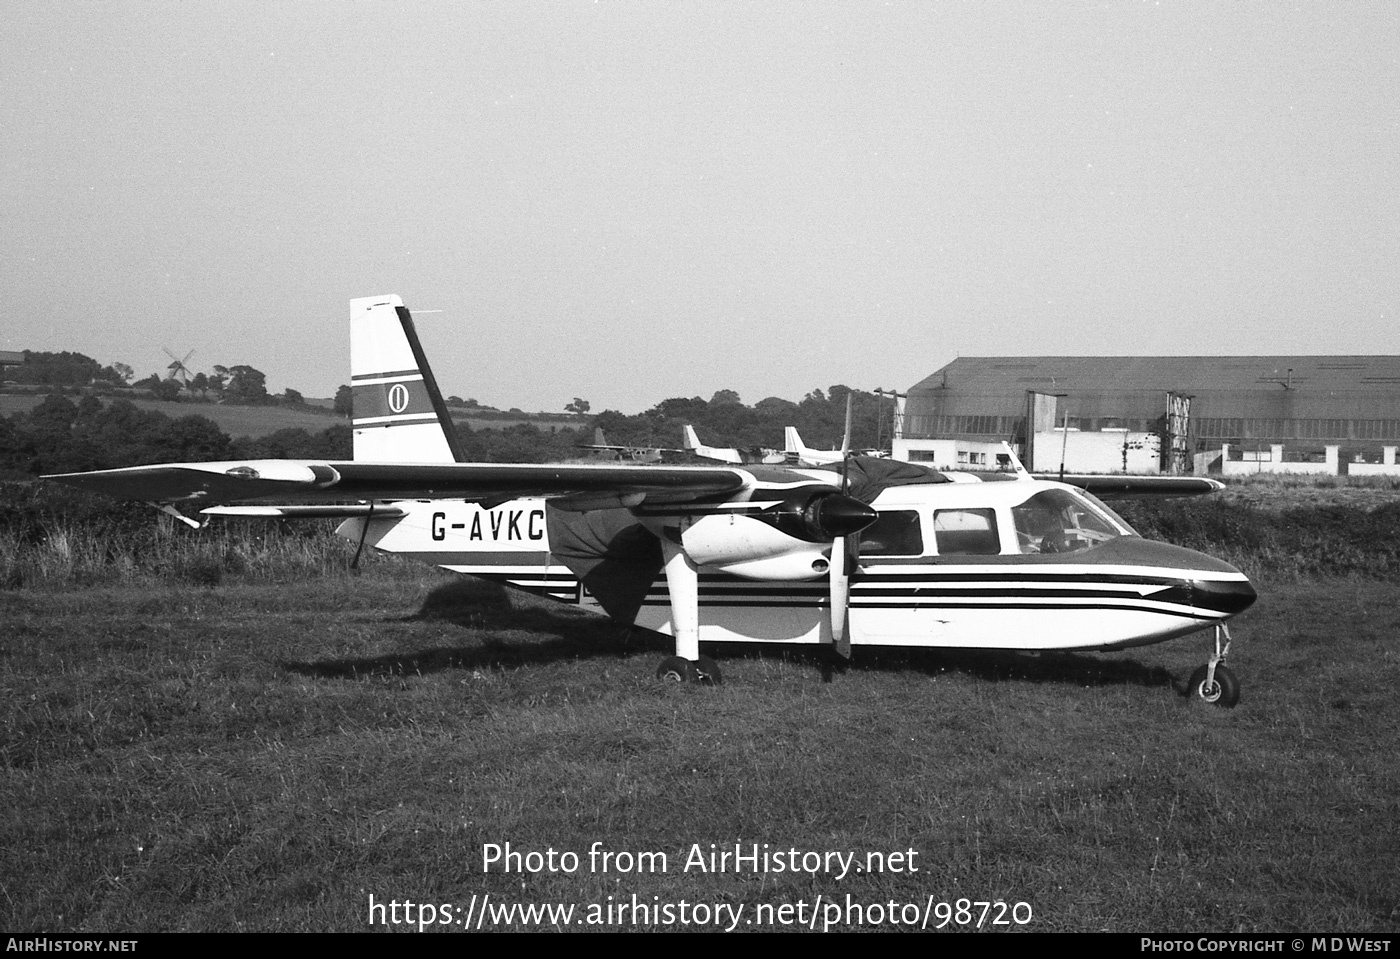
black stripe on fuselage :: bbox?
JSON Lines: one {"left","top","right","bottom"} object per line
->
{"left": 467, "top": 572, "right": 583, "bottom": 602}
{"left": 637, "top": 570, "right": 1250, "bottom": 617}
{"left": 634, "top": 594, "right": 1221, "bottom": 620}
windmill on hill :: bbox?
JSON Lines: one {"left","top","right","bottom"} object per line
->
{"left": 163, "top": 348, "right": 195, "bottom": 385}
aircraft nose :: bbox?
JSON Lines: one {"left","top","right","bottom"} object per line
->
{"left": 1097, "top": 538, "right": 1256, "bottom": 616}
{"left": 1190, "top": 575, "right": 1257, "bottom": 616}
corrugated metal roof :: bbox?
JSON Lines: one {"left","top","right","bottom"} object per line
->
{"left": 904, "top": 357, "right": 1400, "bottom": 444}
{"left": 910, "top": 356, "right": 1400, "bottom": 395}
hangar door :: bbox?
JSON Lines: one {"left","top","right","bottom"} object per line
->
{"left": 1162, "top": 392, "right": 1191, "bottom": 474}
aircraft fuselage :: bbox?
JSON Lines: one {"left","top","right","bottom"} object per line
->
{"left": 339, "top": 477, "right": 1254, "bottom": 654}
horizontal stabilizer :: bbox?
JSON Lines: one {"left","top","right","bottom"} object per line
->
{"left": 199, "top": 505, "right": 407, "bottom": 520}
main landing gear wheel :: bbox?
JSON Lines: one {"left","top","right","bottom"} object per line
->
{"left": 1188, "top": 663, "right": 1240, "bottom": 709}
{"left": 656, "top": 655, "right": 723, "bottom": 685}
{"left": 656, "top": 656, "right": 692, "bottom": 683}
{"left": 694, "top": 654, "right": 722, "bottom": 686}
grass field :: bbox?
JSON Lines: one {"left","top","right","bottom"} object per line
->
{"left": 2, "top": 546, "right": 1397, "bottom": 932}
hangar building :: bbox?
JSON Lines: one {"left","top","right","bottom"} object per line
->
{"left": 893, "top": 356, "right": 1400, "bottom": 476}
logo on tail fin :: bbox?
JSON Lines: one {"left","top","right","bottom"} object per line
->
{"left": 349, "top": 295, "right": 464, "bottom": 463}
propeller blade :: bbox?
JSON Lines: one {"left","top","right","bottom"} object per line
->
{"left": 826, "top": 389, "right": 867, "bottom": 659}
{"left": 840, "top": 392, "right": 853, "bottom": 457}
{"left": 830, "top": 533, "right": 850, "bottom": 658}
{"left": 839, "top": 392, "right": 853, "bottom": 494}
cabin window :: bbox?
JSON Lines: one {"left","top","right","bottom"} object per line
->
{"left": 932, "top": 508, "right": 1001, "bottom": 556}
{"left": 1011, "top": 488, "right": 1124, "bottom": 555}
{"left": 859, "top": 510, "right": 924, "bottom": 556}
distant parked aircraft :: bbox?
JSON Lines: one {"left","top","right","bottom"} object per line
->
{"left": 577, "top": 428, "right": 679, "bottom": 464}
{"left": 681, "top": 425, "right": 787, "bottom": 465}
{"left": 784, "top": 426, "right": 887, "bottom": 466}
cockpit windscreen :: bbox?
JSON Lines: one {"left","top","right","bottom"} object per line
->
{"left": 1011, "top": 488, "right": 1136, "bottom": 555}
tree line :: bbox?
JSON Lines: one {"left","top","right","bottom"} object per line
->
{"left": 0, "top": 386, "right": 897, "bottom": 479}
{"left": 5, "top": 350, "right": 305, "bottom": 406}
{"left": 0, "top": 395, "right": 347, "bottom": 478}
{"left": 587, "top": 386, "right": 896, "bottom": 454}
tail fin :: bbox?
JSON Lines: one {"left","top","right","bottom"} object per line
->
{"left": 349, "top": 295, "right": 464, "bottom": 463}
{"left": 784, "top": 427, "right": 804, "bottom": 455}
{"left": 682, "top": 425, "right": 701, "bottom": 450}
{"left": 1000, "top": 440, "right": 1031, "bottom": 478}
{"left": 594, "top": 427, "right": 608, "bottom": 446}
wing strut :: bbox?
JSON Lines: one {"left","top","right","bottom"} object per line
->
{"left": 350, "top": 501, "right": 377, "bottom": 570}
{"left": 150, "top": 502, "right": 203, "bottom": 530}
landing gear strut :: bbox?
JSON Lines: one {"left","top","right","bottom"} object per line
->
{"left": 656, "top": 655, "right": 722, "bottom": 685}
{"left": 1188, "top": 624, "right": 1239, "bottom": 708}
{"left": 655, "top": 539, "right": 721, "bottom": 685}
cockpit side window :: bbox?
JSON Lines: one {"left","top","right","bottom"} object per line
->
{"left": 1012, "top": 488, "right": 1124, "bottom": 555}
{"left": 858, "top": 510, "right": 924, "bottom": 556}
{"left": 932, "top": 508, "right": 1001, "bottom": 556}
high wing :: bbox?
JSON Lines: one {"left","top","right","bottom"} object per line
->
{"left": 1038, "top": 473, "right": 1224, "bottom": 499}
{"left": 45, "top": 459, "right": 754, "bottom": 514}
{"left": 992, "top": 442, "right": 1221, "bottom": 499}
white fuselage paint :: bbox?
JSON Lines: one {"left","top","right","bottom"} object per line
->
{"left": 338, "top": 480, "right": 1250, "bottom": 654}
{"left": 630, "top": 567, "right": 1237, "bottom": 651}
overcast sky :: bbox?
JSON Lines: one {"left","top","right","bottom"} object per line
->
{"left": 4, "top": 2, "right": 1396, "bottom": 412}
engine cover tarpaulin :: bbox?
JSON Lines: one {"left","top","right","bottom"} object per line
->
{"left": 546, "top": 506, "right": 662, "bottom": 623}
{"left": 807, "top": 457, "right": 951, "bottom": 500}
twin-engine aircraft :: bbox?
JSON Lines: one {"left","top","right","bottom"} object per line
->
{"left": 46, "top": 295, "right": 1256, "bottom": 706}
{"left": 577, "top": 428, "right": 679, "bottom": 465}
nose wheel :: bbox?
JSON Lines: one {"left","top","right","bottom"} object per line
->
{"left": 1189, "top": 624, "right": 1240, "bottom": 708}
{"left": 1188, "top": 662, "right": 1239, "bottom": 707}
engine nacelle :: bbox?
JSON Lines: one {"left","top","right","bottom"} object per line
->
{"left": 680, "top": 513, "right": 831, "bottom": 580}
